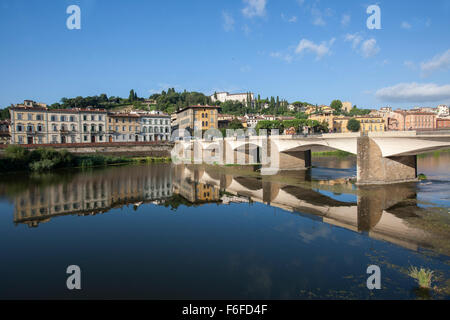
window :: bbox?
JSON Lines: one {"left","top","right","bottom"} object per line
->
{"left": 83, "top": 115, "right": 87, "bottom": 121}
{"left": 84, "top": 135, "right": 88, "bottom": 142}
{"left": 51, "top": 115, "right": 56, "bottom": 121}
{"left": 17, "top": 124, "right": 23, "bottom": 132}
{"left": 37, "top": 124, "right": 43, "bottom": 132}
{"left": 53, "top": 125, "right": 57, "bottom": 132}
{"left": 91, "top": 125, "right": 95, "bottom": 132}
{"left": 17, "top": 114, "right": 23, "bottom": 120}
{"left": 71, "top": 124, "right": 76, "bottom": 131}
{"left": 18, "top": 136, "right": 23, "bottom": 144}
{"left": 70, "top": 116, "right": 75, "bottom": 122}
{"left": 60, "top": 116, "right": 65, "bottom": 122}
{"left": 83, "top": 125, "right": 87, "bottom": 132}
{"left": 99, "top": 115, "right": 103, "bottom": 121}
{"left": 52, "top": 136, "right": 57, "bottom": 143}
{"left": 36, "top": 114, "right": 42, "bottom": 121}
{"left": 91, "top": 115, "right": 95, "bottom": 121}
{"left": 99, "top": 125, "right": 103, "bottom": 132}
{"left": 99, "top": 135, "right": 103, "bottom": 141}
{"left": 28, "top": 114, "right": 32, "bottom": 120}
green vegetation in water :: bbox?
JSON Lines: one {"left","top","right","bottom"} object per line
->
{"left": 408, "top": 266, "right": 434, "bottom": 289}
{"left": 418, "top": 173, "right": 427, "bottom": 181}
{"left": 131, "top": 156, "right": 171, "bottom": 163}
{"left": 312, "top": 150, "right": 353, "bottom": 158}
{"left": 0, "top": 146, "right": 171, "bottom": 173}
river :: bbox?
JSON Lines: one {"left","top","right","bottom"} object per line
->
{"left": 0, "top": 153, "right": 449, "bottom": 299}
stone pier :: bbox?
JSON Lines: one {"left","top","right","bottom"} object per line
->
{"left": 356, "top": 137, "right": 417, "bottom": 185}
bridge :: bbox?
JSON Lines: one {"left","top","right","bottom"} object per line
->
{"left": 173, "top": 131, "right": 450, "bottom": 185}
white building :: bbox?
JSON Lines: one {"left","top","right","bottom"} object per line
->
{"left": 137, "top": 111, "right": 171, "bottom": 142}
{"left": 438, "top": 105, "right": 449, "bottom": 117}
{"left": 211, "top": 92, "right": 254, "bottom": 105}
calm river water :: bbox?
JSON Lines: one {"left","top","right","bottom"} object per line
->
{"left": 0, "top": 154, "right": 449, "bottom": 299}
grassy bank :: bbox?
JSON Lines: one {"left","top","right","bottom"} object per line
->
{"left": 312, "top": 150, "right": 353, "bottom": 157}
{"left": 0, "top": 146, "right": 170, "bottom": 173}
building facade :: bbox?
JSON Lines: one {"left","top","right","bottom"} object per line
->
{"left": 9, "top": 103, "right": 49, "bottom": 144}
{"left": 175, "top": 105, "right": 219, "bottom": 135}
{"left": 387, "top": 111, "right": 436, "bottom": 131}
{"left": 107, "top": 113, "right": 140, "bottom": 142}
{"left": 437, "top": 117, "right": 450, "bottom": 130}
{"left": 138, "top": 112, "right": 171, "bottom": 141}
{"left": 210, "top": 92, "right": 254, "bottom": 105}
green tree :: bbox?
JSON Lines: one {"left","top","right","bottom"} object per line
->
{"left": 347, "top": 118, "right": 361, "bottom": 132}
{"left": 129, "top": 89, "right": 135, "bottom": 102}
{"left": 330, "top": 100, "right": 343, "bottom": 113}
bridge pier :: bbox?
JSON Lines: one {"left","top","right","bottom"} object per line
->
{"left": 357, "top": 137, "right": 417, "bottom": 185}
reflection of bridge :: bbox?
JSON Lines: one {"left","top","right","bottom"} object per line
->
{"left": 6, "top": 163, "right": 444, "bottom": 254}
{"left": 179, "top": 165, "right": 434, "bottom": 252}
{"left": 174, "top": 131, "right": 450, "bottom": 185}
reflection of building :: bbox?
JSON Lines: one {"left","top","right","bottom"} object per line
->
{"left": 13, "top": 165, "right": 173, "bottom": 227}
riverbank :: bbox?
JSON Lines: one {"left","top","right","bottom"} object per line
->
{"left": 0, "top": 146, "right": 171, "bottom": 173}
{"left": 312, "top": 150, "right": 353, "bottom": 157}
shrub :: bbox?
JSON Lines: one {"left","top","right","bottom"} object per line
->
{"left": 29, "top": 159, "right": 57, "bottom": 172}
{"left": 408, "top": 266, "right": 434, "bottom": 288}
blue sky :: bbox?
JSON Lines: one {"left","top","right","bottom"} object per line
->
{"left": 1, "top": 0, "right": 449, "bottom": 109}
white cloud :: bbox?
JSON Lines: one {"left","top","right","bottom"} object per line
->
{"left": 341, "top": 14, "right": 351, "bottom": 27}
{"left": 344, "top": 33, "right": 363, "bottom": 49}
{"left": 242, "top": 0, "right": 267, "bottom": 18}
{"left": 295, "top": 38, "right": 335, "bottom": 60}
{"left": 361, "top": 38, "right": 380, "bottom": 58}
{"left": 222, "top": 11, "right": 235, "bottom": 32}
{"left": 311, "top": 7, "right": 325, "bottom": 26}
{"left": 420, "top": 49, "right": 450, "bottom": 76}
{"left": 281, "top": 13, "right": 297, "bottom": 23}
{"left": 376, "top": 83, "right": 450, "bottom": 103}
{"left": 401, "top": 21, "right": 412, "bottom": 29}
{"left": 270, "top": 51, "right": 293, "bottom": 63}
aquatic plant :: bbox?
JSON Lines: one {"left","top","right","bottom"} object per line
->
{"left": 417, "top": 173, "right": 427, "bottom": 181}
{"left": 408, "top": 266, "right": 434, "bottom": 288}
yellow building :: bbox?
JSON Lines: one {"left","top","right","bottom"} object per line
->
{"left": 175, "top": 105, "right": 219, "bottom": 134}
{"left": 107, "top": 113, "right": 141, "bottom": 142}
{"left": 9, "top": 101, "right": 49, "bottom": 144}
{"left": 333, "top": 116, "right": 385, "bottom": 133}
{"left": 342, "top": 102, "right": 352, "bottom": 113}
{"left": 333, "top": 116, "right": 351, "bottom": 133}
{"left": 309, "top": 114, "right": 336, "bottom": 132}
{"left": 358, "top": 116, "right": 385, "bottom": 133}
